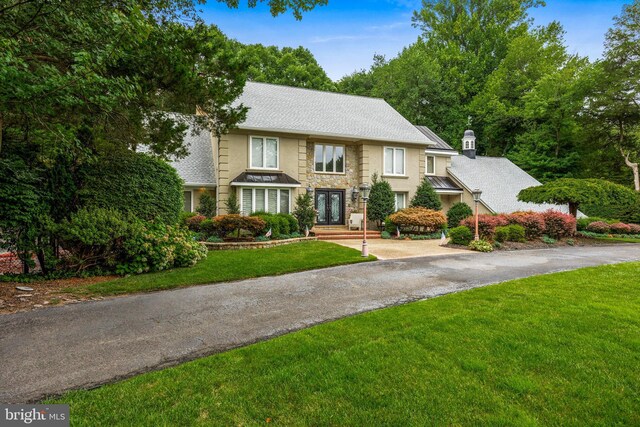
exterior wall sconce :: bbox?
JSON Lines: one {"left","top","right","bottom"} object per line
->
{"left": 351, "top": 186, "right": 360, "bottom": 201}
{"left": 306, "top": 186, "right": 313, "bottom": 195}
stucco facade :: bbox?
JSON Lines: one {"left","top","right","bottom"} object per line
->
{"left": 214, "top": 130, "right": 427, "bottom": 223}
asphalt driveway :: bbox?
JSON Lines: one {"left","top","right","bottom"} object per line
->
{"left": 1, "top": 245, "right": 639, "bottom": 403}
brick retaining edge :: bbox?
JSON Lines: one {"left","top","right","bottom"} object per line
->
{"left": 203, "top": 237, "right": 318, "bottom": 251}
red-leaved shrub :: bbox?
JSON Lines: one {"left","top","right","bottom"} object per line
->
{"left": 460, "top": 214, "right": 509, "bottom": 239}
{"left": 185, "top": 215, "right": 207, "bottom": 231}
{"left": 542, "top": 210, "right": 576, "bottom": 238}
{"left": 507, "top": 211, "right": 546, "bottom": 239}
{"left": 609, "top": 222, "right": 632, "bottom": 234}
{"left": 586, "top": 221, "right": 610, "bottom": 234}
{"left": 628, "top": 223, "right": 640, "bottom": 235}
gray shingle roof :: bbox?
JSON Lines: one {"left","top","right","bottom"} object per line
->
{"left": 448, "top": 156, "right": 572, "bottom": 214}
{"left": 415, "top": 125, "right": 456, "bottom": 151}
{"left": 169, "top": 126, "right": 216, "bottom": 187}
{"left": 234, "top": 82, "right": 434, "bottom": 145}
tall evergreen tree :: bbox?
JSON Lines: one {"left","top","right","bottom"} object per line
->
{"left": 366, "top": 173, "right": 395, "bottom": 228}
{"left": 411, "top": 177, "right": 442, "bottom": 210}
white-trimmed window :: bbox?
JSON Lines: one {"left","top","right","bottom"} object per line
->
{"left": 426, "top": 155, "right": 436, "bottom": 175}
{"left": 250, "top": 136, "right": 279, "bottom": 169}
{"left": 241, "top": 188, "right": 290, "bottom": 214}
{"left": 183, "top": 190, "right": 193, "bottom": 212}
{"left": 384, "top": 147, "right": 405, "bottom": 176}
{"left": 394, "top": 192, "right": 406, "bottom": 211}
{"left": 314, "top": 144, "right": 345, "bottom": 173}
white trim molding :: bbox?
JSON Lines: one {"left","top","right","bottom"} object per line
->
{"left": 230, "top": 182, "right": 301, "bottom": 188}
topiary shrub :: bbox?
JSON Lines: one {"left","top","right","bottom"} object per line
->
{"left": 468, "top": 239, "right": 493, "bottom": 252}
{"left": 79, "top": 152, "right": 183, "bottom": 224}
{"left": 446, "top": 202, "right": 473, "bottom": 228}
{"left": 293, "top": 193, "right": 315, "bottom": 233}
{"left": 448, "top": 226, "right": 473, "bottom": 245}
{"left": 541, "top": 210, "right": 576, "bottom": 239}
{"left": 586, "top": 221, "right": 611, "bottom": 234}
{"left": 196, "top": 193, "right": 217, "bottom": 217}
{"left": 410, "top": 176, "right": 442, "bottom": 210}
{"left": 508, "top": 211, "right": 546, "bottom": 239}
{"left": 460, "top": 214, "right": 509, "bottom": 240}
{"left": 388, "top": 207, "right": 447, "bottom": 234}
{"left": 609, "top": 222, "right": 632, "bottom": 234}
{"left": 367, "top": 173, "right": 395, "bottom": 228}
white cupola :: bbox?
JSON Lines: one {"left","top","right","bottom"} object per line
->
{"left": 462, "top": 129, "right": 476, "bottom": 159}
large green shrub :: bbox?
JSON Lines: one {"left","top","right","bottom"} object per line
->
{"left": 56, "top": 207, "right": 134, "bottom": 271}
{"left": 448, "top": 226, "right": 473, "bottom": 245}
{"left": 79, "top": 152, "right": 183, "bottom": 224}
{"left": 250, "top": 212, "right": 298, "bottom": 238}
{"left": 213, "top": 214, "right": 265, "bottom": 238}
{"left": 410, "top": 176, "right": 442, "bottom": 210}
{"left": 55, "top": 207, "right": 207, "bottom": 274}
{"left": 117, "top": 223, "right": 207, "bottom": 275}
{"left": 367, "top": 173, "right": 395, "bottom": 228}
{"left": 446, "top": 202, "right": 473, "bottom": 227}
{"left": 495, "top": 225, "right": 526, "bottom": 243}
{"left": 293, "top": 193, "right": 315, "bottom": 233}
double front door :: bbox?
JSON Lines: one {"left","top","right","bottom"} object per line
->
{"left": 315, "top": 189, "right": 344, "bottom": 226}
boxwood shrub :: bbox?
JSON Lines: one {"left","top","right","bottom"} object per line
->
{"left": 448, "top": 226, "right": 473, "bottom": 245}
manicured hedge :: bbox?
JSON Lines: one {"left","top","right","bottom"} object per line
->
{"left": 448, "top": 226, "right": 473, "bottom": 245}
{"left": 79, "top": 152, "right": 183, "bottom": 224}
{"left": 388, "top": 207, "right": 447, "bottom": 233}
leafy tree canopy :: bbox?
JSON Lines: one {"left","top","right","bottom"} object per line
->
{"left": 517, "top": 178, "right": 637, "bottom": 217}
{"left": 237, "top": 44, "right": 335, "bottom": 90}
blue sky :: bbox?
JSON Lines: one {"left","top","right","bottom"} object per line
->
{"left": 201, "top": 0, "right": 631, "bottom": 81}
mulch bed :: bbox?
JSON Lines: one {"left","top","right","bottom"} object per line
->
{"left": 0, "top": 275, "right": 117, "bottom": 315}
{"left": 445, "top": 236, "right": 629, "bottom": 251}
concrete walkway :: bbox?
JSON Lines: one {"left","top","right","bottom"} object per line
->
{"left": 333, "top": 238, "right": 468, "bottom": 259}
{"left": 1, "top": 245, "right": 639, "bottom": 403}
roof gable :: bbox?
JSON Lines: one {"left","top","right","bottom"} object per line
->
{"left": 234, "top": 82, "right": 434, "bottom": 146}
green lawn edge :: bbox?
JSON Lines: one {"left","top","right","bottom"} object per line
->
{"left": 52, "top": 261, "right": 640, "bottom": 426}
{"left": 67, "top": 241, "right": 376, "bottom": 297}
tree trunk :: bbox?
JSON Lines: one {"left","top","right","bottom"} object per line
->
{"left": 621, "top": 149, "right": 640, "bottom": 192}
{"left": 568, "top": 202, "right": 578, "bottom": 218}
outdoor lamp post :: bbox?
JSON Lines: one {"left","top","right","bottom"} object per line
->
{"left": 360, "top": 183, "right": 371, "bottom": 257}
{"left": 472, "top": 188, "right": 482, "bottom": 241}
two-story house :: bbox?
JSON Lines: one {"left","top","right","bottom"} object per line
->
{"left": 176, "top": 82, "right": 436, "bottom": 225}
{"left": 173, "top": 82, "right": 571, "bottom": 223}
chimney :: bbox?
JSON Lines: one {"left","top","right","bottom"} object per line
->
{"left": 462, "top": 129, "right": 476, "bottom": 159}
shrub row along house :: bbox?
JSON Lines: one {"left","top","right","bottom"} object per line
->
{"left": 174, "top": 82, "right": 570, "bottom": 225}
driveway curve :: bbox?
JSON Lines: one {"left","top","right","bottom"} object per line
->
{"left": 1, "top": 245, "right": 639, "bottom": 403}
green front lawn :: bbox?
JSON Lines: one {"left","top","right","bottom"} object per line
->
{"left": 68, "top": 241, "right": 375, "bottom": 297}
{"left": 53, "top": 262, "right": 640, "bottom": 425}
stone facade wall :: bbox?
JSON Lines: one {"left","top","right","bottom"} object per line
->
{"left": 306, "top": 142, "right": 362, "bottom": 218}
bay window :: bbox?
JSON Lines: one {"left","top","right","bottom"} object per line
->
{"left": 240, "top": 188, "right": 291, "bottom": 214}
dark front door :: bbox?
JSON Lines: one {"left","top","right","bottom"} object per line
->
{"left": 315, "top": 190, "right": 344, "bottom": 226}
